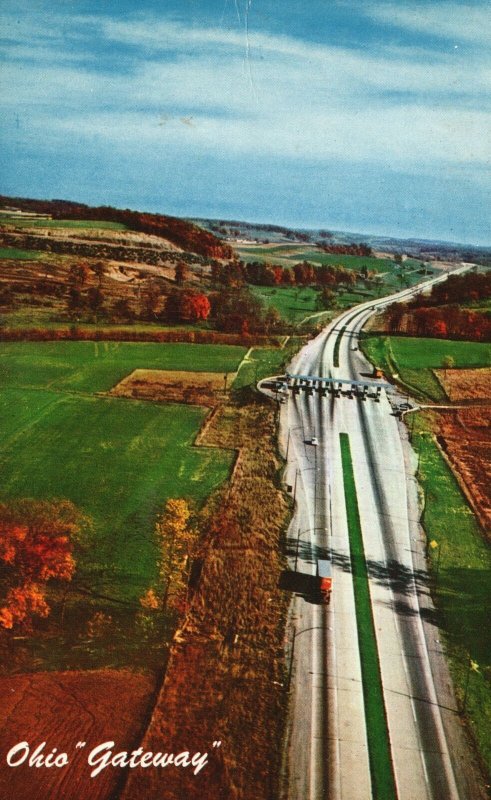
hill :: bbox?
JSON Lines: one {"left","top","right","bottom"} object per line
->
{"left": 0, "top": 195, "right": 232, "bottom": 259}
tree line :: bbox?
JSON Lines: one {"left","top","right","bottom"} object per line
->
{"left": 212, "top": 259, "right": 360, "bottom": 289}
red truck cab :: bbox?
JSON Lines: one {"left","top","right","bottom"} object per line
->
{"left": 317, "top": 559, "right": 332, "bottom": 604}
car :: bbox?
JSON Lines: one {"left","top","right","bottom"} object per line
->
{"left": 310, "top": 436, "right": 318, "bottom": 446}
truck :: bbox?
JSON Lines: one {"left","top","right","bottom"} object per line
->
{"left": 373, "top": 367, "right": 384, "bottom": 379}
{"left": 317, "top": 559, "right": 332, "bottom": 604}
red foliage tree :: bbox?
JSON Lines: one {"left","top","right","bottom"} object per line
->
{"left": 182, "top": 292, "right": 211, "bottom": 321}
{"left": 0, "top": 499, "right": 86, "bottom": 630}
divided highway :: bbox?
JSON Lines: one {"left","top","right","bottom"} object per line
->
{"left": 277, "top": 267, "right": 475, "bottom": 800}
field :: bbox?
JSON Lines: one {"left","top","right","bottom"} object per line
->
{"left": 361, "top": 335, "right": 491, "bottom": 401}
{"left": 0, "top": 670, "right": 155, "bottom": 800}
{"left": 236, "top": 243, "right": 424, "bottom": 275}
{"left": 250, "top": 285, "right": 383, "bottom": 326}
{"left": 0, "top": 246, "right": 43, "bottom": 260}
{"left": 250, "top": 285, "right": 322, "bottom": 323}
{"left": 0, "top": 341, "right": 246, "bottom": 393}
{"left": 436, "top": 367, "right": 491, "bottom": 402}
{"left": 0, "top": 341, "right": 247, "bottom": 670}
{"left": 0, "top": 218, "right": 128, "bottom": 230}
{"left": 110, "top": 368, "right": 231, "bottom": 405}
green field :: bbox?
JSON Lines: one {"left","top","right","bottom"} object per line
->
{"left": 0, "top": 246, "right": 44, "bottom": 260}
{"left": 250, "top": 286, "right": 322, "bottom": 324}
{"left": 416, "top": 430, "right": 491, "bottom": 773}
{"left": 236, "top": 243, "right": 424, "bottom": 275}
{"left": 0, "top": 341, "right": 246, "bottom": 394}
{"left": 361, "top": 335, "right": 491, "bottom": 401}
{"left": 0, "top": 218, "right": 128, "bottom": 231}
{"left": 0, "top": 341, "right": 246, "bottom": 606}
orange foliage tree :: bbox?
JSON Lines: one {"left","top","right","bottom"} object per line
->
{"left": 0, "top": 499, "right": 86, "bottom": 630}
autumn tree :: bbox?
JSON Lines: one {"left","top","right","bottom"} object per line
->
{"left": 68, "top": 262, "right": 91, "bottom": 289}
{"left": 181, "top": 292, "right": 211, "bottom": 322}
{"left": 92, "top": 261, "right": 107, "bottom": 288}
{"left": 149, "top": 499, "right": 195, "bottom": 612}
{"left": 174, "top": 261, "right": 188, "bottom": 286}
{"left": 0, "top": 499, "right": 87, "bottom": 631}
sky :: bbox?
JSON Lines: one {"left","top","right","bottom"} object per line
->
{"left": 0, "top": 1, "right": 490, "bottom": 245}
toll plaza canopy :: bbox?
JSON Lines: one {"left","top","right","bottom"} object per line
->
{"left": 284, "top": 373, "right": 393, "bottom": 391}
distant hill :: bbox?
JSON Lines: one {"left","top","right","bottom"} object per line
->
{"left": 0, "top": 196, "right": 233, "bottom": 260}
{"left": 190, "top": 217, "right": 491, "bottom": 265}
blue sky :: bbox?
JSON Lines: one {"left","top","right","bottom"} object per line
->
{"left": 0, "top": 1, "right": 490, "bottom": 244}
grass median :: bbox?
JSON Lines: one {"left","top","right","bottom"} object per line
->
{"left": 340, "top": 433, "right": 397, "bottom": 800}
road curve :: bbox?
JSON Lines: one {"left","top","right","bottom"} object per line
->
{"left": 280, "top": 265, "right": 477, "bottom": 800}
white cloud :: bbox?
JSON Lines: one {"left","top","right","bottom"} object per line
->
{"left": 366, "top": 3, "right": 491, "bottom": 47}
{"left": 0, "top": 9, "right": 489, "bottom": 176}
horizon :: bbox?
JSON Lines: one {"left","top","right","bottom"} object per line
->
{"left": 0, "top": 1, "right": 490, "bottom": 246}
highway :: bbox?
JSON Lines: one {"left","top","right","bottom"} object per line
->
{"left": 277, "top": 265, "right": 481, "bottom": 800}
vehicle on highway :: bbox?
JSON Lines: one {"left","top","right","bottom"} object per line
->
{"left": 310, "top": 436, "right": 318, "bottom": 446}
{"left": 317, "top": 559, "right": 332, "bottom": 604}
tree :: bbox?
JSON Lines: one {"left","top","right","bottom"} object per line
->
{"left": 181, "top": 292, "right": 211, "bottom": 322}
{"left": 68, "top": 262, "right": 90, "bottom": 289}
{"left": 263, "top": 306, "right": 281, "bottom": 333}
{"left": 0, "top": 499, "right": 87, "bottom": 630}
{"left": 174, "top": 261, "right": 188, "bottom": 286}
{"left": 319, "top": 287, "right": 337, "bottom": 310}
{"left": 87, "top": 287, "right": 104, "bottom": 314}
{"left": 441, "top": 355, "right": 455, "bottom": 378}
{"left": 154, "top": 499, "right": 195, "bottom": 611}
{"left": 92, "top": 261, "right": 106, "bottom": 288}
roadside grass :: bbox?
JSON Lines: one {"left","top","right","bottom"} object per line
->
{"left": 415, "top": 425, "right": 491, "bottom": 774}
{"left": 0, "top": 218, "right": 128, "bottom": 231}
{"left": 340, "top": 433, "right": 397, "bottom": 800}
{"left": 233, "top": 346, "right": 288, "bottom": 388}
{"left": 0, "top": 246, "right": 44, "bottom": 260}
{"left": 360, "top": 335, "right": 491, "bottom": 402}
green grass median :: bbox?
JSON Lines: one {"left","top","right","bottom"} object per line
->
{"left": 340, "top": 432, "right": 397, "bottom": 800}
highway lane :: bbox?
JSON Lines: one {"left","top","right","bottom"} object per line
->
{"left": 281, "top": 265, "right": 474, "bottom": 800}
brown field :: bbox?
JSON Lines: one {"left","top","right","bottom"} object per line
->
{"left": 435, "top": 367, "right": 491, "bottom": 402}
{"left": 435, "top": 406, "right": 491, "bottom": 534}
{"left": 109, "top": 369, "right": 235, "bottom": 405}
{"left": 0, "top": 670, "right": 156, "bottom": 800}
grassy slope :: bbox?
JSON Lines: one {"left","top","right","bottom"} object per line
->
{"left": 361, "top": 335, "right": 491, "bottom": 401}
{"left": 249, "top": 286, "right": 321, "bottom": 323}
{"left": 416, "top": 429, "right": 491, "bottom": 774}
{"left": 0, "top": 342, "right": 246, "bottom": 602}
